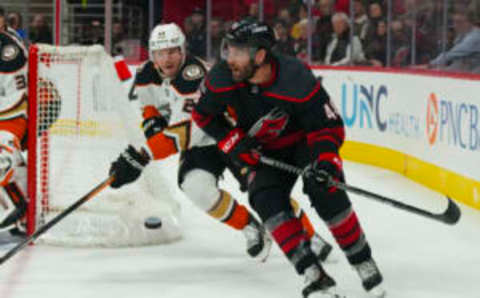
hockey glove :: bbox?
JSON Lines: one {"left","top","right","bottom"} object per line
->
{"left": 218, "top": 128, "right": 260, "bottom": 168}
{"left": 109, "top": 145, "right": 150, "bottom": 189}
{"left": 303, "top": 153, "right": 343, "bottom": 195}
{"left": 142, "top": 115, "right": 168, "bottom": 139}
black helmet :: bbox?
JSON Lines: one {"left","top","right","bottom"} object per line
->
{"left": 224, "top": 18, "right": 276, "bottom": 51}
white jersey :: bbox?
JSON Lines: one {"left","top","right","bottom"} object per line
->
{"left": 0, "top": 28, "right": 28, "bottom": 122}
{"left": 134, "top": 55, "right": 215, "bottom": 155}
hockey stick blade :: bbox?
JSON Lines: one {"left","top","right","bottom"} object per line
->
{"left": 258, "top": 156, "right": 461, "bottom": 225}
{"left": 0, "top": 176, "right": 114, "bottom": 266}
{"left": 441, "top": 197, "right": 461, "bottom": 225}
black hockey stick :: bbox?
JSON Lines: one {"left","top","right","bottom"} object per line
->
{"left": 0, "top": 176, "right": 114, "bottom": 266}
{"left": 258, "top": 156, "right": 461, "bottom": 225}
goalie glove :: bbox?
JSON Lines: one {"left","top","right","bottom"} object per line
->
{"left": 109, "top": 145, "right": 150, "bottom": 189}
{"left": 0, "top": 131, "right": 23, "bottom": 187}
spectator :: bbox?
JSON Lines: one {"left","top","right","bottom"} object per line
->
{"left": 364, "top": 19, "right": 387, "bottom": 66}
{"left": 324, "top": 12, "right": 366, "bottom": 65}
{"left": 364, "top": 2, "right": 384, "bottom": 42}
{"left": 246, "top": 1, "right": 259, "bottom": 20}
{"left": 390, "top": 19, "right": 411, "bottom": 66}
{"left": 243, "top": 0, "right": 276, "bottom": 20}
{"left": 7, "top": 12, "right": 26, "bottom": 40}
{"left": 352, "top": 0, "right": 369, "bottom": 42}
{"left": 276, "top": 7, "right": 293, "bottom": 28}
{"left": 315, "top": 0, "right": 334, "bottom": 61}
{"left": 293, "top": 18, "right": 309, "bottom": 61}
{"left": 417, "top": 0, "right": 447, "bottom": 59}
{"left": 273, "top": 19, "right": 296, "bottom": 56}
{"left": 29, "top": 14, "right": 53, "bottom": 44}
{"left": 186, "top": 7, "right": 206, "bottom": 59}
{"left": 429, "top": 11, "right": 480, "bottom": 73}
{"left": 469, "top": 0, "right": 480, "bottom": 25}
{"left": 112, "top": 21, "right": 126, "bottom": 55}
{"left": 209, "top": 17, "right": 224, "bottom": 62}
{"left": 84, "top": 20, "right": 104, "bottom": 45}
{"left": 290, "top": 4, "right": 308, "bottom": 40}
{"left": 184, "top": 16, "right": 194, "bottom": 36}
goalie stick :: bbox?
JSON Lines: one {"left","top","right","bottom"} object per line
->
{"left": 0, "top": 176, "right": 114, "bottom": 265}
{"left": 258, "top": 156, "right": 461, "bottom": 225}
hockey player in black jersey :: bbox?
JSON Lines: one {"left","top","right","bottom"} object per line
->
{"left": 192, "top": 19, "right": 386, "bottom": 297}
{"left": 108, "top": 23, "right": 332, "bottom": 263}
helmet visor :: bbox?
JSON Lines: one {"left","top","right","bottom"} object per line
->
{"left": 220, "top": 38, "right": 256, "bottom": 61}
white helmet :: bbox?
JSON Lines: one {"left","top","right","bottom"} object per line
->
{"left": 149, "top": 23, "right": 186, "bottom": 59}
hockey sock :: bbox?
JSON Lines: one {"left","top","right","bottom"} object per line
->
{"left": 327, "top": 207, "right": 371, "bottom": 264}
{"left": 208, "top": 190, "right": 250, "bottom": 230}
{"left": 265, "top": 211, "right": 317, "bottom": 274}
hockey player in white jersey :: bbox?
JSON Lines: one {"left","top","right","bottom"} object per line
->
{"left": 0, "top": 9, "right": 29, "bottom": 235}
{"left": 109, "top": 23, "right": 333, "bottom": 261}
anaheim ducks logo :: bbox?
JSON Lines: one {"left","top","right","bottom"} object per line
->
{"left": 182, "top": 64, "right": 204, "bottom": 81}
{"left": 1, "top": 45, "right": 19, "bottom": 61}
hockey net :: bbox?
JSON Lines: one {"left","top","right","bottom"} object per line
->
{"left": 26, "top": 44, "right": 182, "bottom": 247}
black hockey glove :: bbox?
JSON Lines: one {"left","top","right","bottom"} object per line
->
{"left": 109, "top": 145, "right": 150, "bottom": 189}
{"left": 218, "top": 128, "right": 260, "bottom": 168}
{"left": 303, "top": 154, "right": 343, "bottom": 195}
{"left": 142, "top": 115, "right": 168, "bottom": 139}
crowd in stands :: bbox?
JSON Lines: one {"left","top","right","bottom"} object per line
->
{"left": 182, "top": 0, "right": 480, "bottom": 73}
{"left": 2, "top": 0, "right": 479, "bottom": 73}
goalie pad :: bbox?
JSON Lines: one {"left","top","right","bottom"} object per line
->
{"left": 0, "top": 182, "right": 28, "bottom": 231}
{"left": 0, "top": 131, "right": 23, "bottom": 186}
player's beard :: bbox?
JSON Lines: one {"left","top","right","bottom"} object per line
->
{"left": 231, "top": 61, "right": 256, "bottom": 82}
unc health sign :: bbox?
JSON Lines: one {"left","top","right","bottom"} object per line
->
{"left": 312, "top": 68, "right": 480, "bottom": 182}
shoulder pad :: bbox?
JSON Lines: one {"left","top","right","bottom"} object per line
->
{"left": 171, "top": 55, "right": 207, "bottom": 94}
{"left": 0, "top": 32, "right": 27, "bottom": 73}
{"left": 134, "top": 61, "right": 162, "bottom": 86}
{"left": 265, "top": 54, "right": 318, "bottom": 102}
{"left": 204, "top": 61, "right": 245, "bottom": 94}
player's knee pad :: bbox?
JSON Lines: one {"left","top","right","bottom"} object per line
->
{"left": 249, "top": 187, "right": 292, "bottom": 222}
{"left": 180, "top": 169, "right": 220, "bottom": 212}
{"left": 308, "top": 189, "right": 352, "bottom": 221}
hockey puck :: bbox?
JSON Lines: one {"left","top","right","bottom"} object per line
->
{"left": 144, "top": 217, "right": 162, "bottom": 229}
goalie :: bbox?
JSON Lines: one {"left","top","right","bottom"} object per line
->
{"left": 0, "top": 9, "right": 29, "bottom": 235}
{"left": 109, "top": 23, "right": 333, "bottom": 261}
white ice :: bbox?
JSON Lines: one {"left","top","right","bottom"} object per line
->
{"left": 0, "top": 161, "right": 479, "bottom": 298}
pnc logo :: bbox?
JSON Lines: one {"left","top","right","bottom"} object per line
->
{"left": 426, "top": 93, "right": 439, "bottom": 145}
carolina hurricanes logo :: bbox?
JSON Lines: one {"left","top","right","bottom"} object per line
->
{"left": 254, "top": 115, "right": 289, "bottom": 143}
{"left": 426, "top": 93, "right": 439, "bottom": 145}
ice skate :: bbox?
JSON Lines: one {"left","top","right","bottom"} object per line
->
{"left": 353, "top": 258, "right": 386, "bottom": 298}
{"left": 242, "top": 216, "right": 272, "bottom": 262}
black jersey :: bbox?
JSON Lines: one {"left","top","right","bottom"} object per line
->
{"left": 193, "top": 53, "right": 345, "bottom": 161}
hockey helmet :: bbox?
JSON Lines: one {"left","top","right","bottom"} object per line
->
{"left": 149, "top": 23, "right": 186, "bottom": 59}
{"left": 223, "top": 18, "right": 276, "bottom": 51}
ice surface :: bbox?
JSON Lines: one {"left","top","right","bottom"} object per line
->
{"left": 1, "top": 161, "right": 479, "bottom": 298}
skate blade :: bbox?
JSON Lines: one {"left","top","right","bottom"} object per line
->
{"left": 256, "top": 234, "right": 273, "bottom": 263}
{"left": 368, "top": 285, "right": 386, "bottom": 298}
{"left": 306, "top": 286, "right": 347, "bottom": 298}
